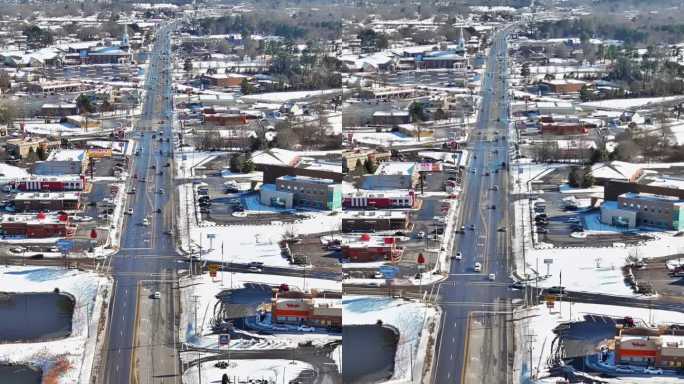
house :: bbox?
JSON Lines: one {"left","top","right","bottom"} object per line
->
{"left": 590, "top": 161, "right": 643, "bottom": 185}
{"left": 539, "top": 79, "right": 587, "bottom": 94}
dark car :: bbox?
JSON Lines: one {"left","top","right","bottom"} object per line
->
{"left": 546, "top": 286, "right": 566, "bottom": 295}
{"left": 29, "top": 253, "right": 44, "bottom": 259}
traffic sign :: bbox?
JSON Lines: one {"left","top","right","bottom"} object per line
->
{"left": 219, "top": 334, "right": 230, "bottom": 347}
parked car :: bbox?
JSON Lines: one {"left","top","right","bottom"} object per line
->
{"left": 546, "top": 286, "right": 566, "bottom": 295}
{"left": 373, "top": 272, "right": 384, "bottom": 279}
{"left": 416, "top": 231, "right": 425, "bottom": 239}
{"left": 615, "top": 366, "right": 634, "bottom": 374}
{"left": 9, "top": 247, "right": 25, "bottom": 253}
{"left": 644, "top": 367, "right": 663, "bottom": 375}
{"left": 298, "top": 325, "right": 315, "bottom": 332}
{"left": 248, "top": 266, "right": 262, "bottom": 272}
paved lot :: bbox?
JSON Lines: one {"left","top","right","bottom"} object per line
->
{"left": 633, "top": 256, "right": 684, "bottom": 297}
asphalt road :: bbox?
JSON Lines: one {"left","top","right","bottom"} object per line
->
{"left": 100, "top": 23, "right": 182, "bottom": 384}
{"left": 432, "top": 29, "right": 516, "bottom": 384}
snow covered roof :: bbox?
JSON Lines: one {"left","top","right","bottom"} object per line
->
{"left": 590, "top": 161, "right": 642, "bottom": 180}
{"left": 374, "top": 161, "right": 415, "bottom": 176}
{"left": 250, "top": 148, "right": 300, "bottom": 167}
{"left": 46, "top": 149, "right": 86, "bottom": 162}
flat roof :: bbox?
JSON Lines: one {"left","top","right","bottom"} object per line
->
{"left": 342, "top": 210, "right": 407, "bottom": 219}
{"left": 277, "top": 175, "right": 336, "bottom": 185}
{"left": 15, "top": 191, "right": 80, "bottom": 200}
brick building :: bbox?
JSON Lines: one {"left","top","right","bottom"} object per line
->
{"left": 13, "top": 192, "right": 81, "bottom": 212}
{"left": 0, "top": 212, "right": 75, "bottom": 238}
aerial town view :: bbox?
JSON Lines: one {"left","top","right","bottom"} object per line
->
{"left": 1, "top": 0, "right": 684, "bottom": 383}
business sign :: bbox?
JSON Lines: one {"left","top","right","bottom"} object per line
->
{"left": 415, "top": 162, "right": 443, "bottom": 173}
{"left": 87, "top": 148, "right": 112, "bottom": 158}
{"left": 208, "top": 264, "right": 219, "bottom": 277}
{"left": 543, "top": 259, "right": 553, "bottom": 264}
{"left": 218, "top": 334, "right": 230, "bottom": 347}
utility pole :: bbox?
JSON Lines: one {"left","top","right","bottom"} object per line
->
{"left": 192, "top": 294, "right": 200, "bottom": 336}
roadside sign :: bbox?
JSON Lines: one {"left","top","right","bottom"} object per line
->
{"left": 543, "top": 259, "right": 553, "bottom": 264}
{"left": 545, "top": 295, "right": 556, "bottom": 304}
{"left": 207, "top": 234, "right": 216, "bottom": 239}
{"left": 218, "top": 334, "right": 230, "bottom": 347}
{"left": 208, "top": 264, "right": 219, "bottom": 277}
{"left": 56, "top": 239, "right": 74, "bottom": 253}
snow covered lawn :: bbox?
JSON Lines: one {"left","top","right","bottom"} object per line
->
{"left": 0, "top": 266, "right": 110, "bottom": 384}
{"left": 515, "top": 302, "right": 684, "bottom": 383}
{"left": 179, "top": 271, "right": 341, "bottom": 350}
{"left": 182, "top": 359, "right": 312, "bottom": 384}
{"left": 343, "top": 296, "right": 437, "bottom": 383}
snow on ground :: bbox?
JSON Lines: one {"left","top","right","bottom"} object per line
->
{"left": 350, "top": 131, "right": 442, "bottom": 147}
{"left": 240, "top": 89, "right": 342, "bottom": 103}
{"left": 511, "top": 162, "right": 684, "bottom": 296}
{"left": 176, "top": 148, "right": 222, "bottom": 178}
{"left": 343, "top": 296, "right": 437, "bottom": 382}
{"left": 511, "top": 161, "right": 567, "bottom": 194}
{"left": 0, "top": 162, "right": 30, "bottom": 183}
{"left": 182, "top": 359, "right": 312, "bottom": 384}
{"left": 179, "top": 271, "right": 341, "bottom": 349}
{"left": 515, "top": 302, "right": 684, "bottom": 383}
{"left": 179, "top": 181, "right": 340, "bottom": 267}
{"left": 581, "top": 96, "right": 684, "bottom": 111}
{"left": 331, "top": 344, "right": 342, "bottom": 374}
{"left": 0, "top": 266, "right": 110, "bottom": 384}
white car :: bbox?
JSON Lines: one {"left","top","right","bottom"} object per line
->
{"left": 566, "top": 217, "right": 580, "bottom": 223}
{"left": 152, "top": 291, "right": 161, "bottom": 299}
{"left": 248, "top": 266, "right": 262, "bottom": 273}
{"left": 474, "top": 262, "right": 482, "bottom": 272}
{"left": 488, "top": 273, "right": 496, "bottom": 281}
{"left": 298, "top": 325, "right": 315, "bottom": 332}
{"left": 373, "top": 272, "right": 384, "bottom": 279}
{"left": 127, "top": 208, "right": 134, "bottom": 215}
{"left": 142, "top": 218, "right": 150, "bottom": 226}
{"left": 454, "top": 252, "right": 463, "bottom": 260}
{"left": 644, "top": 367, "right": 663, "bottom": 375}
{"left": 416, "top": 231, "right": 425, "bottom": 239}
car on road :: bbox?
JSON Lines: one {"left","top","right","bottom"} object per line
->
{"left": 470, "top": 168, "right": 476, "bottom": 174}
{"left": 248, "top": 266, "right": 262, "bottom": 273}
{"left": 29, "top": 253, "right": 44, "bottom": 259}
{"left": 416, "top": 231, "right": 425, "bottom": 239}
{"left": 491, "top": 205, "right": 496, "bottom": 210}
{"left": 497, "top": 227, "right": 506, "bottom": 232}
{"left": 128, "top": 187, "right": 136, "bottom": 194}
{"left": 644, "top": 367, "right": 663, "bottom": 375}
{"left": 9, "top": 247, "right": 25, "bottom": 253}
{"left": 566, "top": 217, "right": 580, "bottom": 223}
{"left": 127, "top": 208, "right": 133, "bottom": 215}
{"left": 298, "top": 325, "right": 315, "bottom": 332}
{"left": 453, "top": 252, "right": 463, "bottom": 260}
{"left": 615, "top": 366, "right": 634, "bottom": 374}
{"left": 469, "top": 224, "right": 475, "bottom": 230}
{"left": 491, "top": 185, "right": 499, "bottom": 191}
{"left": 158, "top": 188, "right": 164, "bottom": 194}
{"left": 546, "top": 286, "right": 566, "bottom": 295}
{"left": 373, "top": 272, "right": 384, "bottom": 279}
{"left": 142, "top": 218, "right": 149, "bottom": 226}
{"left": 152, "top": 291, "right": 161, "bottom": 299}
{"left": 474, "top": 262, "right": 482, "bottom": 272}
{"left": 488, "top": 273, "right": 496, "bottom": 281}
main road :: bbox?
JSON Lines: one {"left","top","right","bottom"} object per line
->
{"left": 100, "top": 22, "right": 182, "bottom": 384}
{"left": 431, "top": 28, "right": 516, "bottom": 384}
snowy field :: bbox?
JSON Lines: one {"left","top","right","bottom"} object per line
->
{"left": 0, "top": 266, "right": 110, "bottom": 384}
{"left": 343, "top": 296, "right": 437, "bottom": 383}
{"left": 0, "top": 162, "right": 30, "bottom": 183}
{"left": 240, "top": 89, "right": 342, "bottom": 103}
{"left": 182, "top": 359, "right": 312, "bottom": 384}
{"left": 179, "top": 271, "right": 341, "bottom": 349}
{"left": 581, "top": 96, "right": 684, "bottom": 111}
{"left": 350, "top": 131, "right": 441, "bottom": 147}
{"left": 176, "top": 148, "right": 222, "bottom": 178}
{"left": 516, "top": 302, "right": 684, "bottom": 383}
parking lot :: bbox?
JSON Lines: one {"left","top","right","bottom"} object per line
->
{"left": 633, "top": 255, "right": 684, "bottom": 298}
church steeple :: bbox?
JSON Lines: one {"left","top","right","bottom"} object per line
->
{"left": 121, "top": 24, "right": 130, "bottom": 51}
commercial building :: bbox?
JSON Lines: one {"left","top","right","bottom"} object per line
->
{"left": 600, "top": 192, "right": 684, "bottom": 230}
{"left": 270, "top": 296, "right": 342, "bottom": 329}
{"left": 13, "top": 191, "right": 81, "bottom": 212}
{"left": 272, "top": 175, "right": 342, "bottom": 210}
{"left": 605, "top": 179, "right": 684, "bottom": 201}
{"left": 614, "top": 328, "right": 684, "bottom": 368}
{"left": 539, "top": 79, "right": 587, "bottom": 94}
{"left": 342, "top": 148, "right": 391, "bottom": 173}
{"left": 343, "top": 190, "right": 416, "bottom": 209}
{"left": 371, "top": 111, "right": 411, "bottom": 126}
{"left": 11, "top": 176, "right": 86, "bottom": 192}
{"left": 341, "top": 236, "right": 403, "bottom": 262}
{"left": 0, "top": 212, "right": 75, "bottom": 238}
{"left": 33, "top": 149, "right": 87, "bottom": 176}
{"left": 6, "top": 137, "right": 48, "bottom": 159}
{"left": 361, "top": 161, "right": 417, "bottom": 190}
{"left": 341, "top": 210, "right": 409, "bottom": 232}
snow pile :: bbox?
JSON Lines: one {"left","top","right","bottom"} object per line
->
{"left": 179, "top": 271, "right": 340, "bottom": 349}
{"left": 0, "top": 266, "right": 110, "bottom": 384}
{"left": 182, "top": 359, "right": 312, "bottom": 384}
{"left": 0, "top": 162, "right": 31, "bottom": 183}
{"left": 343, "top": 296, "right": 436, "bottom": 382}
{"left": 516, "top": 302, "right": 684, "bottom": 383}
